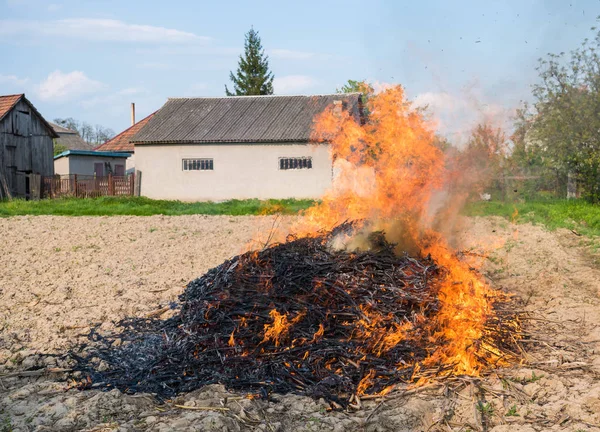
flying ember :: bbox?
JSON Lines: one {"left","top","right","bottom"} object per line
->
{"left": 70, "top": 85, "right": 522, "bottom": 405}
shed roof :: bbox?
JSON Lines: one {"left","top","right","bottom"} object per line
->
{"left": 48, "top": 121, "right": 75, "bottom": 134}
{"left": 0, "top": 94, "right": 59, "bottom": 138}
{"left": 95, "top": 112, "right": 156, "bottom": 152}
{"left": 132, "top": 94, "right": 362, "bottom": 144}
{"left": 54, "top": 150, "right": 130, "bottom": 160}
{"left": 49, "top": 122, "right": 95, "bottom": 150}
{"left": 0, "top": 94, "right": 22, "bottom": 121}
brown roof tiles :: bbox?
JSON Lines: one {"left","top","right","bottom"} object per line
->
{"left": 95, "top": 112, "right": 155, "bottom": 152}
{"left": 0, "top": 94, "right": 58, "bottom": 138}
{"left": 0, "top": 94, "right": 24, "bottom": 122}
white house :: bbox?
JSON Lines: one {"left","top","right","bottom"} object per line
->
{"left": 131, "top": 94, "right": 362, "bottom": 201}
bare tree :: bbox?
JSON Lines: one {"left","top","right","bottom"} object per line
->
{"left": 53, "top": 118, "right": 115, "bottom": 146}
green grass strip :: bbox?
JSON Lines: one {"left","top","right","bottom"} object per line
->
{"left": 464, "top": 199, "right": 600, "bottom": 237}
{"left": 0, "top": 197, "right": 315, "bottom": 217}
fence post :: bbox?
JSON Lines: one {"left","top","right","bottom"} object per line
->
{"left": 129, "top": 173, "right": 135, "bottom": 196}
{"left": 134, "top": 170, "right": 142, "bottom": 197}
{"left": 74, "top": 174, "right": 78, "bottom": 197}
{"left": 108, "top": 173, "right": 114, "bottom": 196}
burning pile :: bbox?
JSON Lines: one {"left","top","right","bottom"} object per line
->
{"left": 72, "top": 223, "right": 519, "bottom": 404}
{"left": 71, "top": 85, "right": 522, "bottom": 404}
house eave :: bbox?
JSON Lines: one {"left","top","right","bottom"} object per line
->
{"left": 131, "top": 139, "right": 327, "bottom": 145}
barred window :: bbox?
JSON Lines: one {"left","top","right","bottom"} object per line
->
{"left": 183, "top": 158, "right": 214, "bottom": 171}
{"left": 279, "top": 157, "right": 312, "bottom": 170}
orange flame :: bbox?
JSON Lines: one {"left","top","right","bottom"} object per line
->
{"left": 356, "top": 369, "right": 376, "bottom": 396}
{"left": 262, "top": 309, "right": 305, "bottom": 347}
{"left": 311, "top": 323, "right": 325, "bottom": 342}
{"left": 293, "top": 85, "right": 511, "bottom": 377}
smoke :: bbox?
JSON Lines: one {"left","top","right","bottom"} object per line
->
{"left": 315, "top": 85, "right": 506, "bottom": 255}
{"left": 413, "top": 81, "right": 515, "bottom": 148}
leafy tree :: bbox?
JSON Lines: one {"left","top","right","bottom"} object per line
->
{"left": 337, "top": 79, "right": 374, "bottom": 102}
{"left": 523, "top": 21, "right": 600, "bottom": 202}
{"left": 336, "top": 79, "right": 373, "bottom": 95}
{"left": 509, "top": 108, "right": 550, "bottom": 175}
{"left": 226, "top": 27, "right": 274, "bottom": 96}
{"left": 466, "top": 123, "right": 507, "bottom": 162}
{"left": 336, "top": 80, "right": 374, "bottom": 118}
{"left": 455, "top": 123, "right": 508, "bottom": 196}
{"left": 53, "top": 141, "right": 68, "bottom": 156}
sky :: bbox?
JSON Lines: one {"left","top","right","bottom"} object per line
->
{"left": 0, "top": 0, "right": 598, "bottom": 142}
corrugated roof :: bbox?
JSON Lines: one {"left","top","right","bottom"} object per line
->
{"left": 132, "top": 94, "right": 362, "bottom": 144}
{"left": 55, "top": 133, "right": 95, "bottom": 150}
{"left": 96, "top": 112, "right": 156, "bottom": 152}
{"left": 49, "top": 122, "right": 95, "bottom": 150}
{"left": 48, "top": 121, "right": 75, "bottom": 134}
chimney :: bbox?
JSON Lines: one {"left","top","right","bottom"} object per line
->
{"left": 333, "top": 100, "right": 342, "bottom": 118}
{"left": 130, "top": 102, "right": 136, "bottom": 126}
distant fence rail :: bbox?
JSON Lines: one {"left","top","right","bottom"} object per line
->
{"left": 42, "top": 174, "right": 135, "bottom": 199}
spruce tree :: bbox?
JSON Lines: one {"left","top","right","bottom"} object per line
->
{"left": 226, "top": 27, "right": 274, "bottom": 96}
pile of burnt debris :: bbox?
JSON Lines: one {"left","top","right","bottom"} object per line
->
{"left": 70, "top": 223, "right": 519, "bottom": 406}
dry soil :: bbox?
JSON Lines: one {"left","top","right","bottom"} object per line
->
{"left": 1, "top": 214, "right": 600, "bottom": 431}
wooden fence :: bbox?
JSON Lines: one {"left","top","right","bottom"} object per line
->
{"left": 42, "top": 174, "right": 135, "bottom": 199}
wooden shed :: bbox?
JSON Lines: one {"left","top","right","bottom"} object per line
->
{"left": 0, "top": 94, "right": 57, "bottom": 199}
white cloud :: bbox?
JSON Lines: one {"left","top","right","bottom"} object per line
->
{"left": 269, "top": 49, "right": 316, "bottom": 60}
{"left": 36, "top": 70, "right": 105, "bottom": 102}
{"left": 0, "top": 74, "right": 28, "bottom": 86}
{"left": 0, "top": 18, "right": 210, "bottom": 44}
{"left": 274, "top": 75, "right": 317, "bottom": 95}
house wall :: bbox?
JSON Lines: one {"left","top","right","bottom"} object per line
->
{"left": 125, "top": 153, "right": 135, "bottom": 174}
{"left": 54, "top": 155, "right": 128, "bottom": 176}
{"left": 135, "top": 143, "right": 333, "bottom": 201}
{"left": 53, "top": 157, "right": 70, "bottom": 175}
{"left": 0, "top": 99, "right": 54, "bottom": 198}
